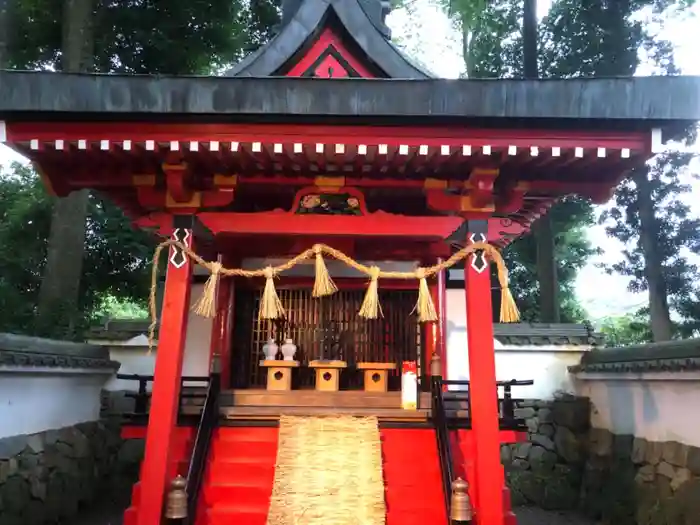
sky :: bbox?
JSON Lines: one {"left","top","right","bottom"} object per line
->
{"left": 0, "top": 1, "right": 698, "bottom": 320}
{"left": 387, "top": 0, "right": 700, "bottom": 319}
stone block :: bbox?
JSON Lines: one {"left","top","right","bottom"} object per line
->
{"left": 631, "top": 437, "right": 647, "bottom": 464}
{"left": 539, "top": 423, "right": 555, "bottom": 438}
{"left": 687, "top": 445, "right": 700, "bottom": 476}
{"left": 515, "top": 407, "right": 536, "bottom": 419}
{"left": 0, "top": 435, "right": 28, "bottom": 459}
{"left": 613, "top": 434, "right": 634, "bottom": 461}
{"left": 670, "top": 467, "right": 691, "bottom": 492}
{"left": 512, "top": 458, "right": 530, "bottom": 470}
{"left": 552, "top": 397, "right": 590, "bottom": 432}
{"left": 514, "top": 442, "right": 532, "bottom": 459}
{"left": 500, "top": 445, "right": 512, "bottom": 465}
{"left": 1, "top": 475, "right": 30, "bottom": 514}
{"left": 657, "top": 461, "right": 676, "bottom": 479}
{"left": 529, "top": 445, "right": 558, "bottom": 473}
{"left": 554, "top": 426, "right": 581, "bottom": 463}
{"left": 662, "top": 440, "right": 689, "bottom": 468}
{"left": 645, "top": 440, "right": 664, "bottom": 466}
{"left": 537, "top": 407, "right": 553, "bottom": 424}
{"left": 635, "top": 464, "right": 656, "bottom": 484}
{"left": 526, "top": 417, "right": 539, "bottom": 433}
{"left": 26, "top": 434, "right": 44, "bottom": 455}
{"left": 532, "top": 433, "right": 556, "bottom": 452}
{"left": 589, "top": 428, "right": 613, "bottom": 457}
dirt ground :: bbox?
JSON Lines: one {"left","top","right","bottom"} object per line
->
{"left": 70, "top": 505, "right": 598, "bottom": 525}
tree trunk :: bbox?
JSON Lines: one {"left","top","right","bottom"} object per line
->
{"left": 35, "top": 0, "right": 94, "bottom": 338}
{"left": 632, "top": 166, "right": 674, "bottom": 341}
{"left": 522, "top": 0, "right": 560, "bottom": 322}
{"left": 0, "top": 0, "right": 9, "bottom": 67}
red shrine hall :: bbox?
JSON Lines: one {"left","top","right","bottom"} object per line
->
{"left": 1, "top": 0, "right": 697, "bottom": 524}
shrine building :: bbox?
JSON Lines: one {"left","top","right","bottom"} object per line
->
{"left": 1, "top": 0, "right": 698, "bottom": 524}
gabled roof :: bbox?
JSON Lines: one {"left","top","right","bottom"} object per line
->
{"left": 224, "top": 0, "right": 432, "bottom": 79}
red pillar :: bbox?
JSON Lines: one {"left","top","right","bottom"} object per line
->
{"left": 137, "top": 228, "right": 194, "bottom": 525}
{"left": 435, "top": 261, "right": 448, "bottom": 379}
{"left": 218, "top": 278, "right": 234, "bottom": 388}
{"left": 464, "top": 224, "right": 504, "bottom": 525}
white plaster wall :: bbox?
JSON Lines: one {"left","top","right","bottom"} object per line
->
{"left": 445, "top": 289, "right": 587, "bottom": 399}
{"left": 574, "top": 372, "right": 700, "bottom": 448}
{"left": 182, "top": 283, "right": 213, "bottom": 383}
{"left": 0, "top": 369, "right": 111, "bottom": 439}
{"left": 101, "top": 283, "right": 212, "bottom": 390}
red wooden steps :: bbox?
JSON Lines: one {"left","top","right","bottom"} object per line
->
{"left": 195, "top": 427, "right": 279, "bottom": 525}
{"left": 381, "top": 428, "right": 448, "bottom": 525}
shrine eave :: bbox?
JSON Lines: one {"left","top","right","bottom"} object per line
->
{"left": 0, "top": 71, "right": 698, "bottom": 134}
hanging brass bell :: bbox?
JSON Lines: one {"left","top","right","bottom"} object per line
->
{"left": 165, "top": 475, "right": 188, "bottom": 520}
{"left": 450, "top": 477, "right": 473, "bottom": 523}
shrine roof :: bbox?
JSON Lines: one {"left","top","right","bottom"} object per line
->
{"left": 225, "top": 0, "right": 431, "bottom": 79}
{"left": 0, "top": 71, "right": 698, "bottom": 134}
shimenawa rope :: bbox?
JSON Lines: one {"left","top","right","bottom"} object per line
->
{"left": 147, "top": 240, "right": 520, "bottom": 352}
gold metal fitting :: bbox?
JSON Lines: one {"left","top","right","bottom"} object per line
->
{"left": 450, "top": 477, "right": 473, "bottom": 523}
{"left": 165, "top": 475, "right": 188, "bottom": 520}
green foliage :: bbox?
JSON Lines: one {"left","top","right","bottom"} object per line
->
{"left": 8, "top": 0, "right": 281, "bottom": 73}
{"left": 2, "top": 0, "right": 282, "bottom": 337}
{"left": 597, "top": 313, "right": 652, "bottom": 346}
{"left": 0, "top": 163, "right": 155, "bottom": 335}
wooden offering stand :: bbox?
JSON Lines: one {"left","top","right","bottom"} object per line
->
{"left": 309, "top": 360, "right": 347, "bottom": 392}
{"left": 259, "top": 360, "right": 300, "bottom": 391}
{"left": 357, "top": 362, "right": 397, "bottom": 393}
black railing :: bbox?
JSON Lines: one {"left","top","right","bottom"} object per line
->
{"left": 438, "top": 378, "right": 534, "bottom": 430}
{"left": 430, "top": 377, "right": 534, "bottom": 521}
{"left": 185, "top": 372, "right": 220, "bottom": 524}
{"left": 115, "top": 374, "right": 210, "bottom": 420}
{"left": 431, "top": 376, "right": 454, "bottom": 524}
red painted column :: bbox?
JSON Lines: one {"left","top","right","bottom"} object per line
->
{"left": 137, "top": 228, "right": 194, "bottom": 525}
{"left": 435, "top": 261, "right": 448, "bottom": 379}
{"left": 464, "top": 224, "right": 504, "bottom": 525}
{"left": 425, "top": 280, "right": 437, "bottom": 375}
{"left": 219, "top": 278, "right": 234, "bottom": 388}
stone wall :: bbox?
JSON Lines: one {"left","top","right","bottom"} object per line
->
{"left": 501, "top": 395, "right": 591, "bottom": 510}
{"left": 0, "top": 419, "right": 144, "bottom": 525}
{"left": 580, "top": 429, "right": 700, "bottom": 525}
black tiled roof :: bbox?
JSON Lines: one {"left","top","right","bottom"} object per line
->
{"left": 569, "top": 338, "right": 700, "bottom": 373}
{"left": 493, "top": 323, "right": 601, "bottom": 347}
{"left": 0, "top": 333, "right": 120, "bottom": 370}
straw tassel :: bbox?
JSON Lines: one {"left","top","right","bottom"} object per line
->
{"left": 358, "top": 266, "right": 383, "bottom": 319}
{"left": 193, "top": 262, "right": 222, "bottom": 318}
{"left": 259, "top": 266, "right": 285, "bottom": 319}
{"left": 414, "top": 268, "right": 438, "bottom": 322}
{"left": 312, "top": 244, "right": 337, "bottom": 297}
{"left": 499, "top": 285, "right": 520, "bottom": 323}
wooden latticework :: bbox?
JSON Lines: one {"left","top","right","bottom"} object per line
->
{"left": 231, "top": 287, "right": 421, "bottom": 390}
